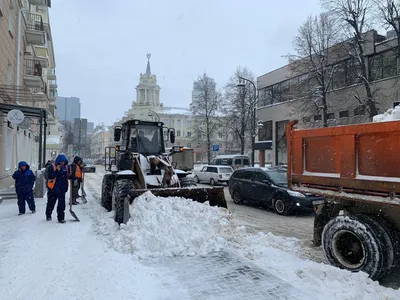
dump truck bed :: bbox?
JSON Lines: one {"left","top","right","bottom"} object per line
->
{"left": 286, "top": 120, "right": 400, "bottom": 206}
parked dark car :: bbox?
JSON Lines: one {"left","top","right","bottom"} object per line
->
{"left": 83, "top": 159, "right": 96, "bottom": 173}
{"left": 228, "top": 167, "right": 325, "bottom": 215}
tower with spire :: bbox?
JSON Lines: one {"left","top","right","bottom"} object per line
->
{"left": 134, "top": 53, "right": 161, "bottom": 107}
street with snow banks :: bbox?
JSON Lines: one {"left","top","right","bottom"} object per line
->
{"left": 0, "top": 169, "right": 399, "bottom": 300}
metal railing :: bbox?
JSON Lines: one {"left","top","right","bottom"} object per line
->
{"left": 24, "top": 13, "right": 44, "bottom": 31}
{"left": 24, "top": 59, "right": 43, "bottom": 77}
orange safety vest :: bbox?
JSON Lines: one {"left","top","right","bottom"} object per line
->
{"left": 75, "top": 164, "right": 82, "bottom": 179}
{"left": 47, "top": 163, "right": 69, "bottom": 189}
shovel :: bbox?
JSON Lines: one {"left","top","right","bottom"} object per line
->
{"left": 80, "top": 172, "right": 87, "bottom": 204}
{"left": 69, "top": 180, "right": 80, "bottom": 221}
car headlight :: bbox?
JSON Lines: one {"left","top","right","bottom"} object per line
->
{"left": 287, "top": 190, "right": 306, "bottom": 198}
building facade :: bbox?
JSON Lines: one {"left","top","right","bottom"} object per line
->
{"left": 56, "top": 96, "right": 81, "bottom": 123}
{"left": 0, "top": 0, "right": 59, "bottom": 188}
{"left": 91, "top": 125, "right": 110, "bottom": 161}
{"left": 111, "top": 55, "right": 231, "bottom": 162}
{"left": 256, "top": 29, "right": 400, "bottom": 166}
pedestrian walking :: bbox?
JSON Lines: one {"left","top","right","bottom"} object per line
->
{"left": 45, "top": 154, "right": 69, "bottom": 223}
{"left": 12, "top": 161, "right": 36, "bottom": 215}
{"left": 69, "top": 156, "right": 84, "bottom": 205}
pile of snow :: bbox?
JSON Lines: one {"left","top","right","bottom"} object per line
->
{"left": 90, "top": 191, "right": 230, "bottom": 258}
{"left": 85, "top": 189, "right": 400, "bottom": 299}
{"left": 373, "top": 105, "right": 400, "bottom": 122}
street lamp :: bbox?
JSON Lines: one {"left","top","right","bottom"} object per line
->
{"left": 237, "top": 76, "right": 258, "bottom": 167}
{"left": 148, "top": 110, "right": 160, "bottom": 121}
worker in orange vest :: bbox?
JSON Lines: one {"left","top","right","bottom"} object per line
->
{"left": 69, "top": 156, "right": 84, "bottom": 205}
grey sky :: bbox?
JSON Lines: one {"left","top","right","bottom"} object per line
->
{"left": 50, "top": 0, "right": 321, "bottom": 126}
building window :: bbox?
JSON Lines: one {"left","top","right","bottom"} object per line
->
{"left": 382, "top": 51, "right": 397, "bottom": 79}
{"left": 332, "top": 62, "right": 346, "bottom": 89}
{"left": 326, "top": 113, "right": 335, "bottom": 120}
{"left": 187, "top": 121, "right": 192, "bottom": 127}
{"left": 280, "top": 80, "right": 290, "bottom": 101}
{"left": 176, "top": 130, "right": 181, "bottom": 137}
{"left": 163, "top": 119, "right": 168, "bottom": 125}
{"left": 6, "top": 127, "right": 13, "bottom": 170}
{"left": 259, "top": 120, "right": 273, "bottom": 141}
{"left": 218, "top": 132, "right": 223, "bottom": 139}
{"left": 187, "top": 131, "right": 192, "bottom": 138}
{"left": 177, "top": 120, "right": 181, "bottom": 127}
{"left": 354, "top": 106, "right": 365, "bottom": 116}
{"left": 272, "top": 83, "right": 281, "bottom": 104}
{"left": 303, "top": 117, "right": 311, "bottom": 123}
{"left": 339, "top": 110, "right": 349, "bottom": 118}
{"left": 314, "top": 115, "right": 322, "bottom": 121}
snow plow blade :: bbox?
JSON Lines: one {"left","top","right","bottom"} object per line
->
{"left": 129, "top": 186, "right": 227, "bottom": 208}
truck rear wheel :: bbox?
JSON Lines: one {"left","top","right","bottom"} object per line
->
{"left": 112, "top": 179, "right": 133, "bottom": 224}
{"left": 322, "top": 215, "right": 388, "bottom": 280}
{"left": 101, "top": 175, "right": 114, "bottom": 212}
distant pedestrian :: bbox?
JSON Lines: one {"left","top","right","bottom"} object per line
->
{"left": 12, "top": 161, "right": 36, "bottom": 215}
{"left": 69, "top": 156, "right": 84, "bottom": 205}
{"left": 45, "top": 154, "right": 69, "bottom": 223}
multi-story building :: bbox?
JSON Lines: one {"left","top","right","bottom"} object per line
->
{"left": 91, "top": 124, "right": 111, "bottom": 160}
{"left": 257, "top": 29, "right": 400, "bottom": 166}
{"left": 0, "top": 0, "right": 58, "bottom": 188}
{"left": 112, "top": 55, "right": 231, "bottom": 162}
{"left": 56, "top": 96, "right": 81, "bottom": 123}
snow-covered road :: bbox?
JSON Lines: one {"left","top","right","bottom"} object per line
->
{"left": 1, "top": 169, "right": 400, "bottom": 300}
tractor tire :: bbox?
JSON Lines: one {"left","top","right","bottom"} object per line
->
{"left": 101, "top": 174, "right": 114, "bottom": 212}
{"left": 180, "top": 176, "right": 197, "bottom": 187}
{"left": 112, "top": 179, "right": 134, "bottom": 224}
{"left": 322, "top": 215, "right": 387, "bottom": 281}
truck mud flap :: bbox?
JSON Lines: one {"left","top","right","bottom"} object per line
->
{"left": 129, "top": 186, "right": 228, "bottom": 209}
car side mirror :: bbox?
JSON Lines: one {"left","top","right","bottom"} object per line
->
{"left": 114, "top": 126, "right": 122, "bottom": 142}
{"left": 169, "top": 130, "right": 175, "bottom": 144}
{"left": 262, "top": 179, "right": 271, "bottom": 186}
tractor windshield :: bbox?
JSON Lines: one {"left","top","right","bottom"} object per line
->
{"left": 128, "top": 125, "right": 164, "bottom": 155}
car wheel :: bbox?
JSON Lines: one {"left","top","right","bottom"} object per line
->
{"left": 274, "top": 197, "right": 289, "bottom": 215}
{"left": 232, "top": 191, "right": 243, "bottom": 205}
{"left": 210, "top": 178, "right": 215, "bottom": 186}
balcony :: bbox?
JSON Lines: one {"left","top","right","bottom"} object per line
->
{"left": 23, "top": 58, "right": 44, "bottom": 88}
{"left": 28, "top": 0, "right": 51, "bottom": 7}
{"left": 47, "top": 68, "right": 56, "bottom": 80}
{"left": 24, "top": 13, "right": 46, "bottom": 46}
{"left": 49, "top": 79, "right": 57, "bottom": 89}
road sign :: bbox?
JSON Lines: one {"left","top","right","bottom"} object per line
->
{"left": 7, "top": 109, "right": 25, "bottom": 124}
{"left": 212, "top": 144, "right": 219, "bottom": 152}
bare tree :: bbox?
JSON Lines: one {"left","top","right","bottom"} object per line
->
{"left": 322, "top": 0, "right": 379, "bottom": 118}
{"left": 223, "top": 66, "right": 255, "bottom": 154}
{"left": 190, "top": 73, "right": 221, "bottom": 164}
{"left": 59, "top": 120, "right": 74, "bottom": 154}
{"left": 374, "top": 0, "right": 400, "bottom": 55}
{"left": 286, "top": 13, "right": 340, "bottom": 127}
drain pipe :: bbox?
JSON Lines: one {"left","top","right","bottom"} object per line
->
{"left": 16, "top": 7, "right": 29, "bottom": 104}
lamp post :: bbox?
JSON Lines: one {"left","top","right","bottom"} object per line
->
{"left": 237, "top": 76, "right": 258, "bottom": 167}
{"left": 148, "top": 110, "right": 160, "bottom": 121}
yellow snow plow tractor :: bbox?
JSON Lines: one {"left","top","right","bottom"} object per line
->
{"left": 101, "top": 119, "right": 227, "bottom": 224}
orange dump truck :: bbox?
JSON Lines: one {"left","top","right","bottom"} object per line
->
{"left": 286, "top": 120, "right": 400, "bottom": 280}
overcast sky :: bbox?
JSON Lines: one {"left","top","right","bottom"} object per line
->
{"left": 50, "top": 0, "right": 321, "bottom": 126}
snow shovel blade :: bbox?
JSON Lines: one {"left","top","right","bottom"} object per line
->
{"left": 69, "top": 205, "right": 80, "bottom": 221}
{"left": 130, "top": 186, "right": 228, "bottom": 209}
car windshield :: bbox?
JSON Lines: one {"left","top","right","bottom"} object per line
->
{"left": 219, "top": 167, "right": 233, "bottom": 173}
{"left": 129, "top": 125, "right": 163, "bottom": 155}
{"left": 83, "top": 159, "right": 93, "bottom": 165}
{"left": 265, "top": 170, "right": 287, "bottom": 185}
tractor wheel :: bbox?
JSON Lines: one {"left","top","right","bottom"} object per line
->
{"left": 112, "top": 179, "right": 134, "bottom": 224}
{"left": 101, "top": 174, "right": 114, "bottom": 212}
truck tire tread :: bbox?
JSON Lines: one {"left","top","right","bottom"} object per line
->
{"left": 113, "top": 179, "right": 133, "bottom": 224}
